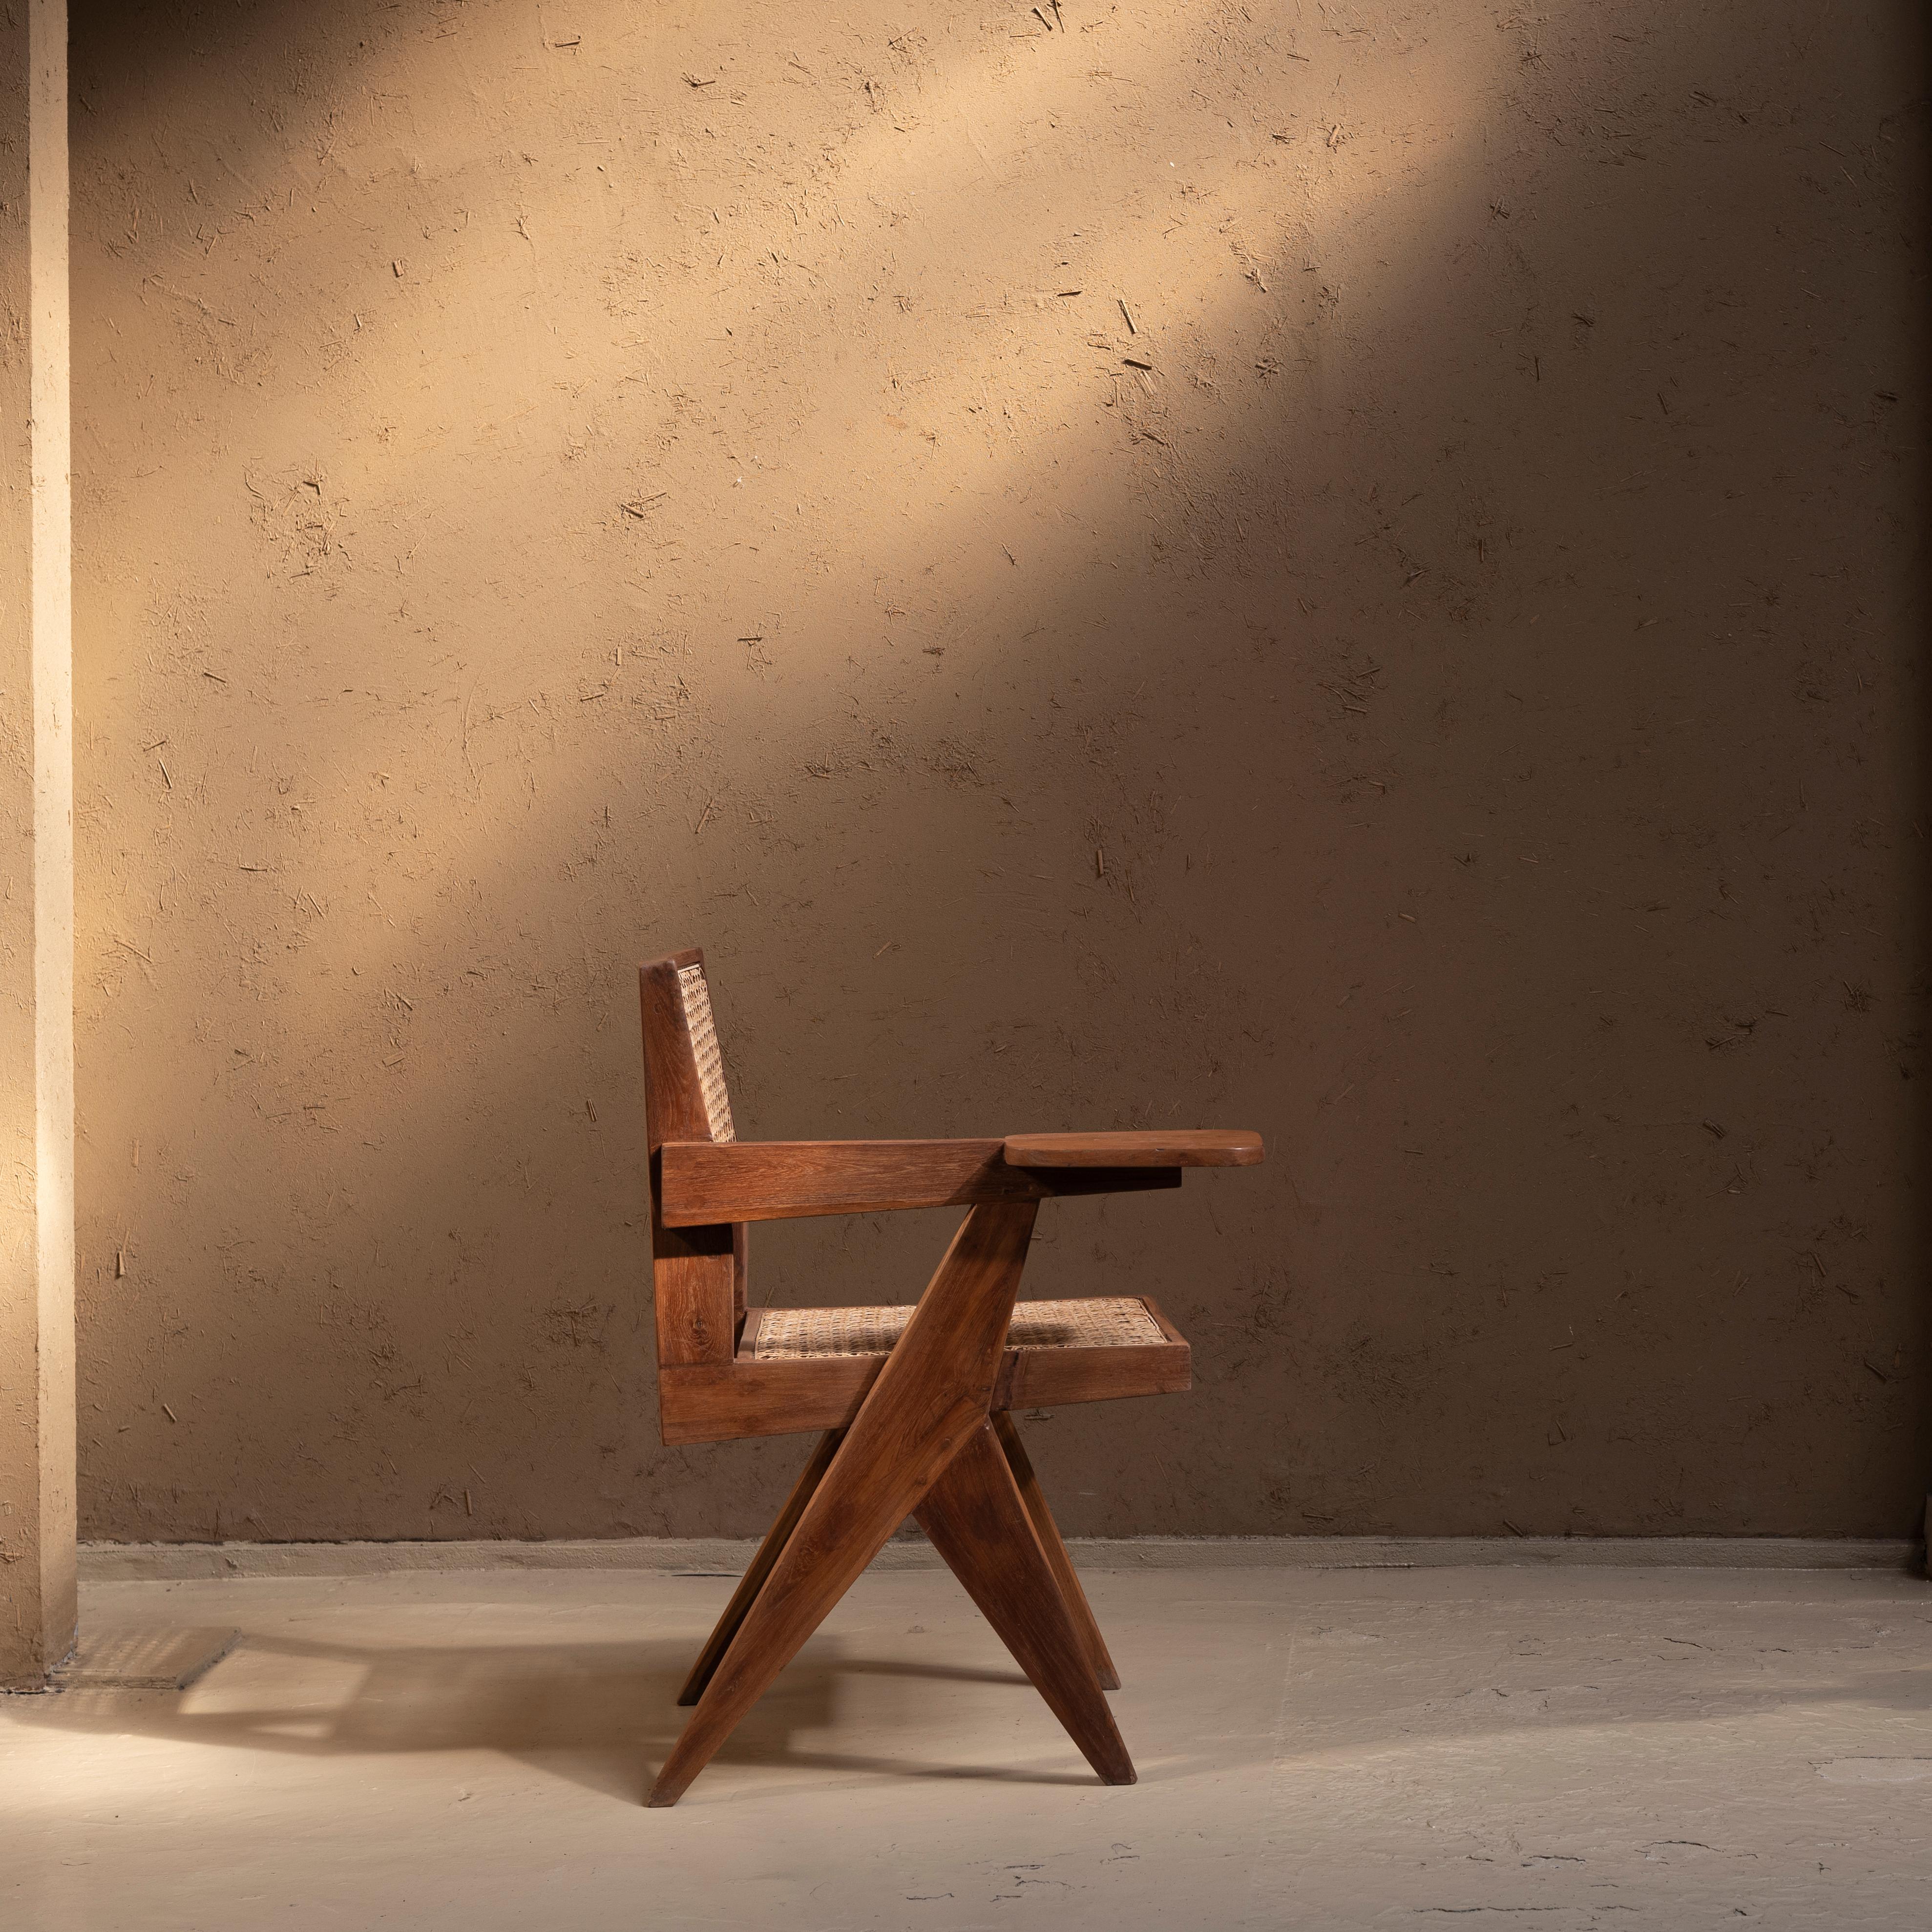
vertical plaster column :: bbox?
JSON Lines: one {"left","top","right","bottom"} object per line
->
{"left": 0, "top": 0, "right": 73, "bottom": 1690}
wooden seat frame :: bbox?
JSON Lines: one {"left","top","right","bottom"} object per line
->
{"left": 641, "top": 948, "right": 1262, "bottom": 1806}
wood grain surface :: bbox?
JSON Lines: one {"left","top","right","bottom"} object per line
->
{"left": 1003, "top": 1128, "right": 1264, "bottom": 1168}
{"left": 659, "top": 1137, "right": 1179, "bottom": 1225}
{"left": 915, "top": 1419, "right": 1134, "bottom": 1784}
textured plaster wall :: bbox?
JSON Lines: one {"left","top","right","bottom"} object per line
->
{"left": 68, "top": 1, "right": 1928, "bottom": 1543}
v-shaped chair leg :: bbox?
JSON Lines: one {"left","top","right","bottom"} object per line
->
{"left": 991, "top": 1409, "right": 1121, "bottom": 1691}
{"left": 677, "top": 1428, "right": 846, "bottom": 1706}
{"left": 649, "top": 1201, "right": 1039, "bottom": 1806}
{"left": 915, "top": 1420, "right": 1134, "bottom": 1784}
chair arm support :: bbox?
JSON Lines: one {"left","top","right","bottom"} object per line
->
{"left": 1003, "top": 1128, "right": 1264, "bottom": 1168}
{"left": 658, "top": 1138, "right": 1183, "bottom": 1227}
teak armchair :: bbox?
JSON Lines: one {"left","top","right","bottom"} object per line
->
{"left": 640, "top": 947, "right": 1263, "bottom": 1806}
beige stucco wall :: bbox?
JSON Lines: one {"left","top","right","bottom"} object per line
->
{"left": 68, "top": 1, "right": 1927, "bottom": 1543}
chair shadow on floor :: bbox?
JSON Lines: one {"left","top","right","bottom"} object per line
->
{"left": 23, "top": 1606, "right": 1929, "bottom": 1807}
{"left": 21, "top": 1629, "right": 1108, "bottom": 1805}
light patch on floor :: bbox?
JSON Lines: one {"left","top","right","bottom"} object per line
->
{"left": 2, "top": 1567, "right": 1928, "bottom": 1929}
{"left": 57, "top": 1628, "right": 238, "bottom": 1693}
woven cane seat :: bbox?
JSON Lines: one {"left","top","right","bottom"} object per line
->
{"left": 751, "top": 1297, "right": 1166, "bottom": 1362}
{"left": 674, "top": 961, "right": 735, "bottom": 1143}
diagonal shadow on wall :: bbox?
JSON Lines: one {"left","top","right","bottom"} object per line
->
{"left": 65, "top": 0, "right": 1931, "bottom": 1544}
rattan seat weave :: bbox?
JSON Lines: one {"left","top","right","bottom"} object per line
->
{"left": 753, "top": 1297, "right": 1164, "bottom": 1362}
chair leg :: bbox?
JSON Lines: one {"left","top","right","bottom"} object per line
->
{"left": 992, "top": 1409, "right": 1121, "bottom": 1691}
{"left": 677, "top": 1428, "right": 845, "bottom": 1706}
{"left": 915, "top": 1418, "right": 1134, "bottom": 1785}
{"left": 647, "top": 1201, "right": 1039, "bottom": 1807}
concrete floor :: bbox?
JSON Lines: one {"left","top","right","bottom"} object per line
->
{"left": 4, "top": 1565, "right": 1929, "bottom": 1930}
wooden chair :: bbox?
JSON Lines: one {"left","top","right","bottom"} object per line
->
{"left": 640, "top": 946, "right": 1263, "bottom": 1806}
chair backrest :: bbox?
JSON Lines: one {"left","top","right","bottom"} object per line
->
{"left": 640, "top": 948, "right": 747, "bottom": 1369}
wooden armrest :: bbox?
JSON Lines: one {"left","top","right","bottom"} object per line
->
{"left": 658, "top": 1138, "right": 1181, "bottom": 1227}
{"left": 1003, "top": 1129, "right": 1264, "bottom": 1168}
